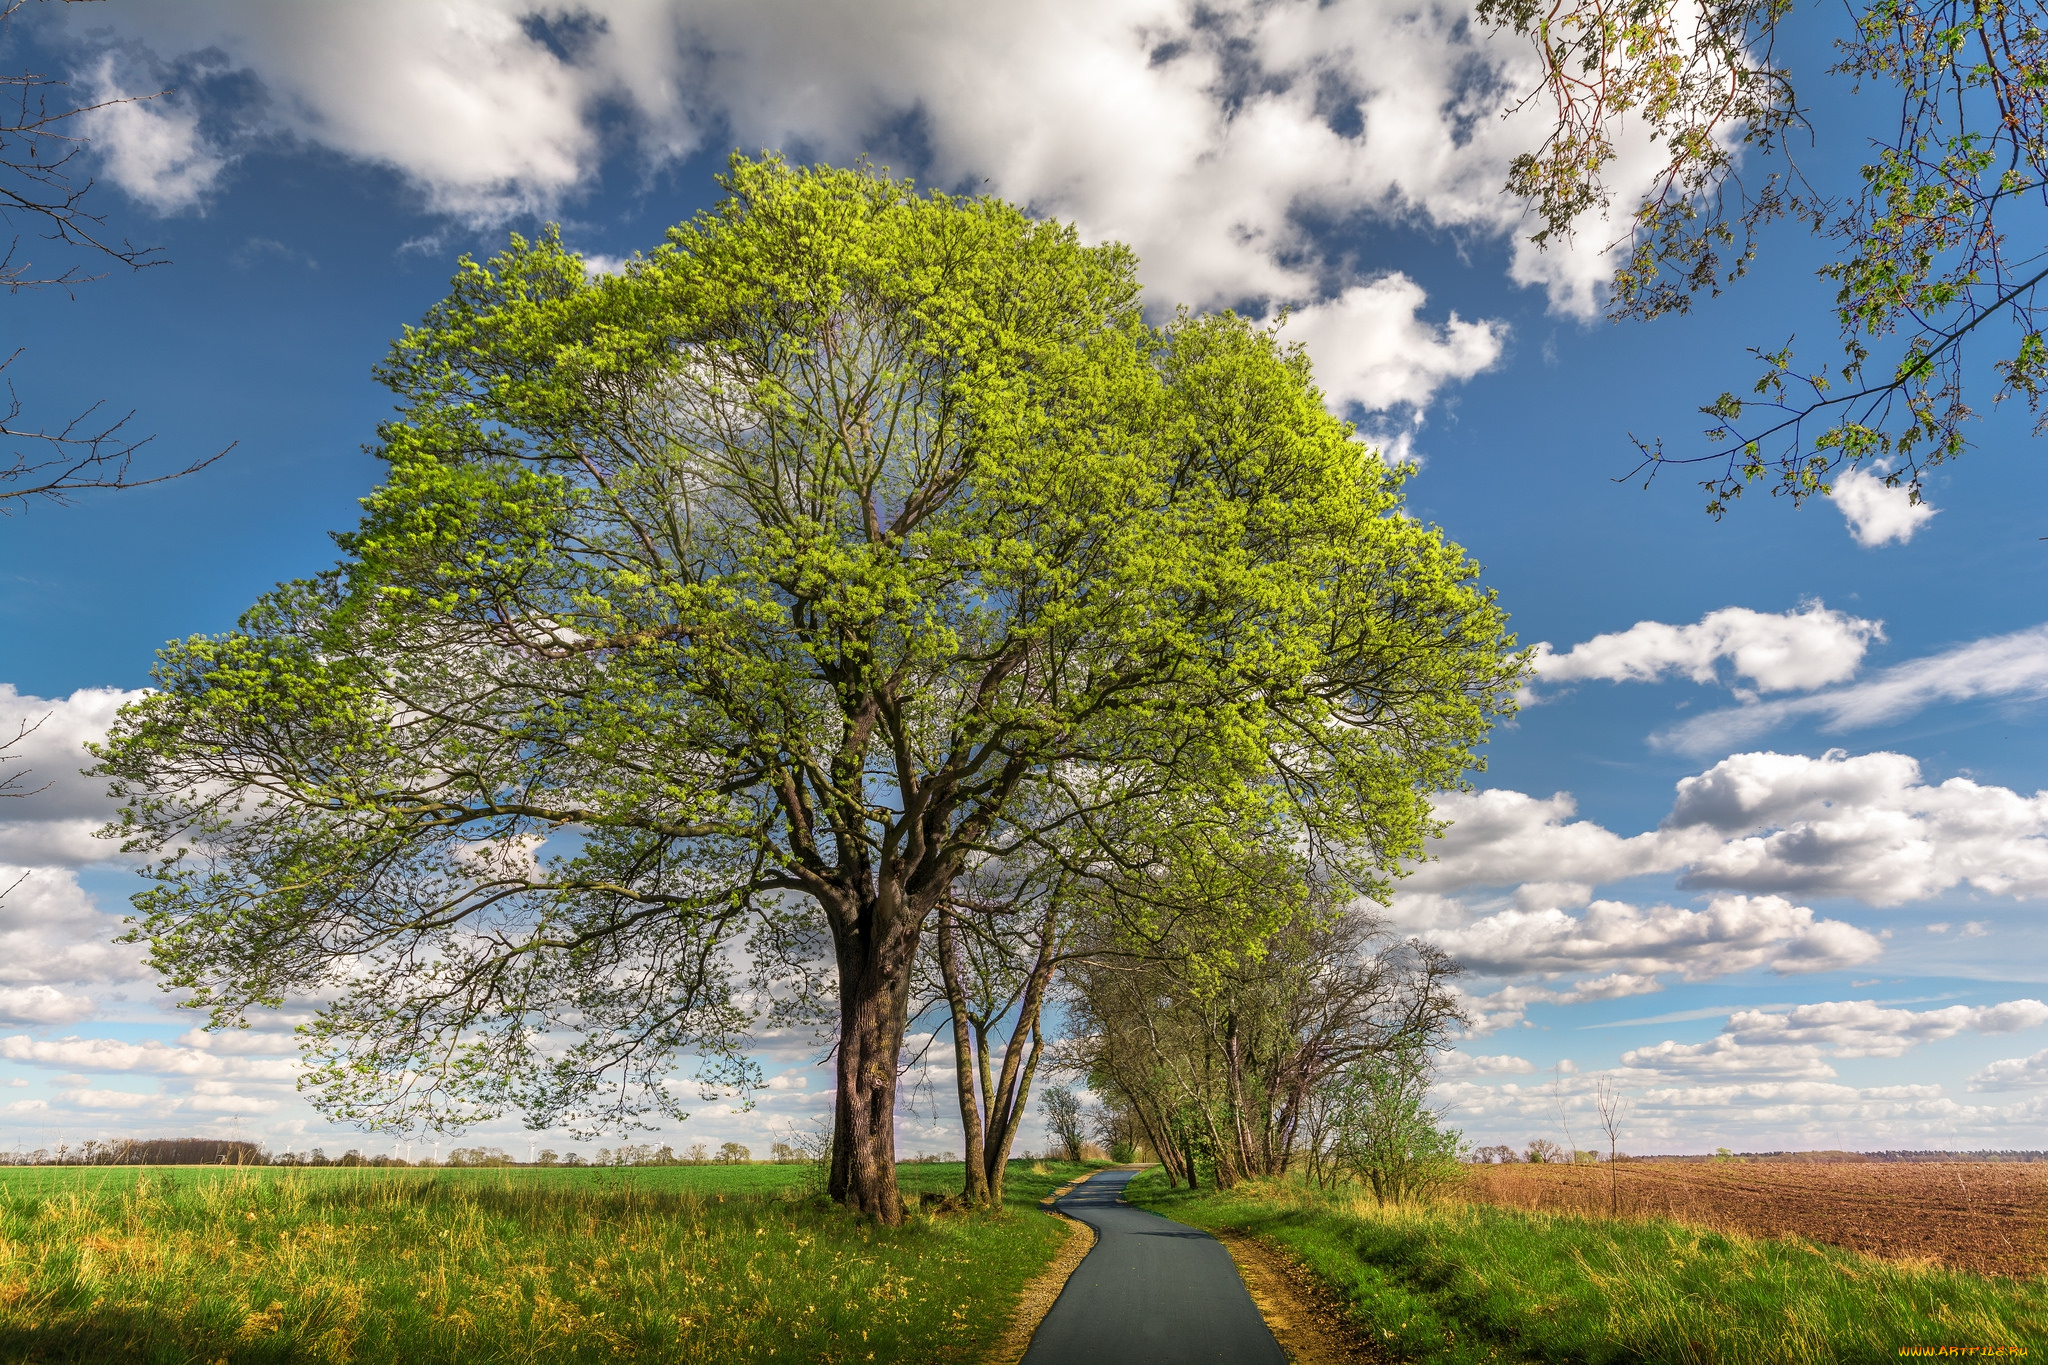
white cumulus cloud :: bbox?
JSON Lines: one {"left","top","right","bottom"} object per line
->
{"left": 0, "top": 684, "right": 148, "bottom": 867}
{"left": 1276, "top": 277, "right": 1507, "bottom": 413}
{"left": 54, "top": 1085, "right": 283, "bottom": 1116}
{"left": 1431, "top": 893, "right": 1880, "bottom": 982}
{"left": 1443, "top": 1068, "right": 2048, "bottom": 1150}
{"left": 0, "top": 867, "right": 146, "bottom": 985}
{"left": 1528, "top": 601, "right": 1882, "bottom": 700}
{"left": 0, "top": 986, "right": 97, "bottom": 1026}
{"left": 1399, "top": 788, "right": 1700, "bottom": 898}
{"left": 1670, "top": 750, "right": 2048, "bottom": 906}
{"left": 1439, "top": 1051, "right": 1537, "bottom": 1077}
{"left": 76, "top": 56, "right": 227, "bottom": 213}
{"left": 0, "top": 1034, "right": 300, "bottom": 1082}
{"left": 1969, "top": 1048, "right": 2048, "bottom": 1091}
{"left": 57, "top": 0, "right": 1696, "bottom": 432}
{"left": 1831, "top": 463, "right": 1938, "bottom": 548}
{"left": 1459, "top": 972, "right": 1667, "bottom": 1035}
{"left": 1408, "top": 748, "right": 2048, "bottom": 912}
{"left": 1623, "top": 998, "right": 2048, "bottom": 1080}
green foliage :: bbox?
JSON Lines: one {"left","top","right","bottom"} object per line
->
{"left": 1328, "top": 1047, "right": 1463, "bottom": 1206}
{"left": 93, "top": 154, "right": 1523, "bottom": 1151}
{"left": 1070, "top": 900, "right": 1464, "bottom": 1191}
{"left": 1130, "top": 1173, "right": 2048, "bottom": 1363}
{"left": 0, "top": 1160, "right": 1094, "bottom": 1363}
{"left": 1482, "top": 0, "right": 2048, "bottom": 511}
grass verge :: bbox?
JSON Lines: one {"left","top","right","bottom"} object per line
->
{"left": 1127, "top": 1170, "right": 2048, "bottom": 1363}
{"left": 0, "top": 1159, "right": 1098, "bottom": 1364}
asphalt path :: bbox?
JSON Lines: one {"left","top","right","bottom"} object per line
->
{"left": 1020, "top": 1167, "right": 1288, "bottom": 1365}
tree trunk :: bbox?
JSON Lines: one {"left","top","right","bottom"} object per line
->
{"left": 983, "top": 1019, "right": 1044, "bottom": 1205}
{"left": 933, "top": 895, "right": 1060, "bottom": 1207}
{"left": 934, "top": 905, "right": 991, "bottom": 1206}
{"left": 1224, "top": 1022, "right": 1259, "bottom": 1178}
{"left": 1126, "top": 1085, "right": 1187, "bottom": 1186}
{"left": 828, "top": 889, "right": 923, "bottom": 1225}
{"left": 1199, "top": 1097, "right": 1237, "bottom": 1190}
{"left": 979, "top": 898, "right": 1059, "bottom": 1203}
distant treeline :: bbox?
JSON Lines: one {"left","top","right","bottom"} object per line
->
{"left": 0, "top": 1137, "right": 809, "bottom": 1167}
{"left": 2, "top": 1138, "right": 270, "bottom": 1166}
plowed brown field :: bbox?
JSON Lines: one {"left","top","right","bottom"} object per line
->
{"left": 1460, "top": 1161, "right": 2048, "bottom": 1277}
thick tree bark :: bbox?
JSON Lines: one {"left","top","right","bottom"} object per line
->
{"left": 827, "top": 885, "right": 925, "bottom": 1225}
{"left": 801, "top": 690, "right": 1029, "bottom": 1223}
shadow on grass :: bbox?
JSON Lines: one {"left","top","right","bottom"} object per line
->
{"left": 0, "top": 1311, "right": 253, "bottom": 1365}
{"left": 1130, "top": 1173, "right": 2048, "bottom": 1365}
{"left": 0, "top": 1163, "right": 1113, "bottom": 1365}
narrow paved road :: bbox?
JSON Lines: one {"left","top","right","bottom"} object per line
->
{"left": 1020, "top": 1168, "right": 1287, "bottom": 1365}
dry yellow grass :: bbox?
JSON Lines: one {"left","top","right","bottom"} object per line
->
{"left": 0, "top": 1161, "right": 1089, "bottom": 1363}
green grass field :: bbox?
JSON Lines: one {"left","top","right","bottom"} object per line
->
{"left": 1128, "top": 1170, "right": 2048, "bottom": 1364}
{"left": 0, "top": 1159, "right": 1098, "bottom": 1364}
{"left": 0, "top": 1161, "right": 825, "bottom": 1201}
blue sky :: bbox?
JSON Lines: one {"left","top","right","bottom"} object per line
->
{"left": 5, "top": 1, "right": 2048, "bottom": 1161}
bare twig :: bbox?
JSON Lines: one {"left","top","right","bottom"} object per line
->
{"left": 0, "top": 2, "right": 231, "bottom": 511}
{"left": 1593, "top": 1075, "right": 1629, "bottom": 1217}
{"left": 0, "top": 710, "right": 50, "bottom": 903}
{"left": 1552, "top": 1063, "right": 1580, "bottom": 1166}
{"left": 0, "top": 353, "right": 232, "bottom": 510}
{"left": 0, "top": 710, "right": 48, "bottom": 800}
{"left": 0, "top": 0, "right": 169, "bottom": 287}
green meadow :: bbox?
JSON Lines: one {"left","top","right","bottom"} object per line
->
{"left": 0, "top": 1159, "right": 1098, "bottom": 1364}
{"left": 1130, "top": 1171, "right": 2048, "bottom": 1364}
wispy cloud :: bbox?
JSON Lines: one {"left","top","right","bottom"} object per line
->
{"left": 1623, "top": 998, "right": 2048, "bottom": 1080}
{"left": 1655, "top": 624, "right": 2048, "bottom": 754}
{"left": 1578, "top": 1003, "right": 1799, "bottom": 1029}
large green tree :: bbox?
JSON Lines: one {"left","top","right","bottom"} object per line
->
{"left": 97, "top": 156, "right": 1520, "bottom": 1222}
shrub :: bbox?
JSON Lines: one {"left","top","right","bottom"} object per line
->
{"left": 1330, "top": 1048, "right": 1463, "bottom": 1206}
{"left": 1041, "top": 1086, "right": 1086, "bottom": 1163}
